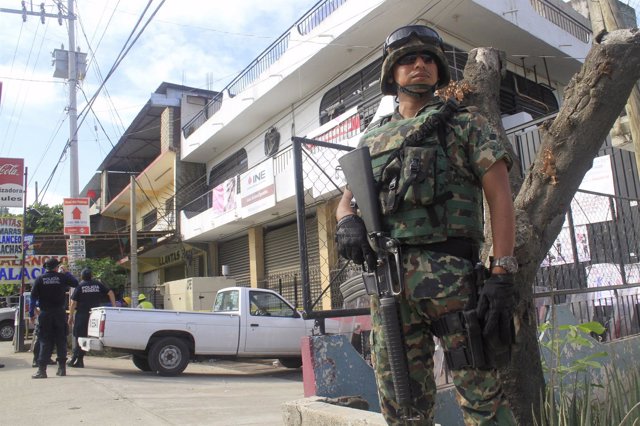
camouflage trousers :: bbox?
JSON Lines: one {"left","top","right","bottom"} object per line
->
{"left": 370, "top": 247, "right": 516, "bottom": 425}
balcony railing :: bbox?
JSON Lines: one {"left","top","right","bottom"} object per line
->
{"left": 529, "top": 0, "right": 591, "bottom": 43}
{"left": 182, "top": 0, "right": 350, "bottom": 139}
{"left": 297, "top": 0, "right": 349, "bottom": 35}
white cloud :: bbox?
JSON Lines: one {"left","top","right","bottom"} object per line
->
{"left": 0, "top": 0, "right": 319, "bottom": 205}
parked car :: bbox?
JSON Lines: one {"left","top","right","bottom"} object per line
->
{"left": 0, "top": 307, "right": 17, "bottom": 341}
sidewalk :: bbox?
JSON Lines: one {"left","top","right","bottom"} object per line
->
{"left": 0, "top": 341, "right": 305, "bottom": 425}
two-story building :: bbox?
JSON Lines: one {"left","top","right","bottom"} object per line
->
{"left": 82, "top": 82, "right": 217, "bottom": 302}
{"left": 176, "top": 0, "right": 605, "bottom": 308}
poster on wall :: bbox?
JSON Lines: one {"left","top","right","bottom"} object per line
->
{"left": 0, "top": 157, "right": 24, "bottom": 208}
{"left": 572, "top": 155, "right": 616, "bottom": 226}
{"left": 306, "top": 107, "right": 362, "bottom": 199}
{"left": 211, "top": 176, "right": 237, "bottom": 215}
{"left": 239, "top": 159, "right": 275, "bottom": 218}
{"left": 585, "top": 263, "right": 622, "bottom": 306}
{"left": 541, "top": 225, "right": 591, "bottom": 267}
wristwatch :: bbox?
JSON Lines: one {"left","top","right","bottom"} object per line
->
{"left": 491, "top": 256, "right": 518, "bottom": 274}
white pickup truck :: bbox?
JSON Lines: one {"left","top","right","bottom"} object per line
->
{"left": 79, "top": 286, "right": 348, "bottom": 376}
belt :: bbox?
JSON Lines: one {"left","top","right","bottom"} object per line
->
{"left": 40, "top": 306, "right": 65, "bottom": 313}
{"left": 412, "top": 238, "right": 478, "bottom": 261}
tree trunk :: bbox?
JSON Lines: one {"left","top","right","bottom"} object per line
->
{"left": 461, "top": 29, "right": 640, "bottom": 425}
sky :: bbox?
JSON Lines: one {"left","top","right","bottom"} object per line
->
{"left": 0, "top": 0, "right": 320, "bottom": 208}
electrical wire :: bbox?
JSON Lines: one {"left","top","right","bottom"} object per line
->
{"left": 38, "top": 0, "right": 167, "bottom": 204}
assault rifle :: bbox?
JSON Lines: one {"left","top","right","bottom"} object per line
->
{"left": 338, "top": 147, "right": 417, "bottom": 420}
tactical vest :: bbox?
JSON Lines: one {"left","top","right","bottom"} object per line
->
{"left": 360, "top": 102, "right": 484, "bottom": 245}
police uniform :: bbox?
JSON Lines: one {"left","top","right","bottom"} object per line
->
{"left": 30, "top": 261, "right": 78, "bottom": 377}
{"left": 69, "top": 278, "right": 112, "bottom": 366}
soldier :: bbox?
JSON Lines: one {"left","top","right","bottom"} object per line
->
{"left": 335, "top": 25, "right": 517, "bottom": 424}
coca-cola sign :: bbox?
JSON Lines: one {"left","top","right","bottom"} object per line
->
{"left": 0, "top": 158, "right": 24, "bottom": 207}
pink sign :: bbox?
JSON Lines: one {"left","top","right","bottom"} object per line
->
{"left": 0, "top": 158, "right": 24, "bottom": 207}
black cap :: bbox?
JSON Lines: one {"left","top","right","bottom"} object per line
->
{"left": 81, "top": 268, "right": 92, "bottom": 280}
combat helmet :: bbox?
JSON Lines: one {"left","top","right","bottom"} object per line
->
{"left": 380, "top": 25, "right": 451, "bottom": 95}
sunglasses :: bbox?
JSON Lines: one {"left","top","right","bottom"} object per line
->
{"left": 384, "top": 25, "right": 443, "bottom": 53}
{"left": 396, "top": 53, "right": 435, "bottom": 66}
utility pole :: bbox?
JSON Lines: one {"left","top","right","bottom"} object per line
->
{"left": 68, "top": 0, "right": 79, "bottom": 197}
{"left": 1, "top": 2, "right": 81, "bottom": 196}
{"left": 130, "top": 176, "right": 138, "bottom": 307}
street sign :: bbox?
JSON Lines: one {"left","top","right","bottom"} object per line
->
{"left": 66, "top": 238, "right": 86, "bottom": 276}
{"left": 63, "top": 198, "right": 91, "bottom": 235}
{"left": 66, "top": 238, "right": 86, "bottom": 253}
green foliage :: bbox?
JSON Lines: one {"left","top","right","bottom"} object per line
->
{"left": 539, "top": 321, "right": 608, "bottom": 378}
{"left": 0, "top": 284, "right": 19, "bottom": 297}
{"left": 25, "top": 203, "right": 63, "bottom": 233}
{"left": 75, "top": 258, "right": 127, "bottom": 289}
{"left": 536, "top": 320, "right": 640, "bottom": 425}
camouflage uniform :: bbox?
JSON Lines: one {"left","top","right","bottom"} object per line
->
{"left": 359, "top": 99, "right": 516, "bottom": 425}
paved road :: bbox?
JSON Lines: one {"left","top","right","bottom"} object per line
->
{"left": 0, "top": 341, "right": 303, "bottom": 426}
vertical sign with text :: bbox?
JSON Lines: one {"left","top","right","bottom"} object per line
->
{"left": 0, "top": 158, "right": 24, "bottom": 207}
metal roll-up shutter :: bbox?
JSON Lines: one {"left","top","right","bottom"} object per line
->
{"left": 264, "top": 218, "right": 319, "bottom": 304}
{"left": 218, "top": 236, "right": 250, "bottom": 286}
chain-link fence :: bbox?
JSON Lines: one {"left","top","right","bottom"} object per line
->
{"left": 286, "top": 136, "right": 367, "bottom": 318}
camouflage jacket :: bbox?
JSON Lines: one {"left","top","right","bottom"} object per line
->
{"left": 358, "top": 98, "right": 511, "bottom": 245}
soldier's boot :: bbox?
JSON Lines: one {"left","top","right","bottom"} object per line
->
{"left": 32, "top": 366, "right": 47, "bottom": 379}
{"left": 75, "top": 356, "right": 84, "bottom": 368}
{"left": 56, "top": 360, "right": 66, "bottom": 376}
{"left": 67, "top": 354, "right": 77, "bottom": 367}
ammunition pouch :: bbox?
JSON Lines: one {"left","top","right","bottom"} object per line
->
{"left": 431, "top": 310, "right": 487, "bottom": 370}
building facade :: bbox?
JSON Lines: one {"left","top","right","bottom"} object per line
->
{"left": 176, "top": 0, "right": 601, "bottom": 306}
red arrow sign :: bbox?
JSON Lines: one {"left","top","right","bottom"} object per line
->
{"left": 72, "top": 207, "right": 82, "bottom": 220}
{"left": 64, "top": 197, "right": 91, "bottom": 235}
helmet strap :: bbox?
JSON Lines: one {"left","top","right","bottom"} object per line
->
{"left": 397, "top": 83, "right": 435, "bottom": 99}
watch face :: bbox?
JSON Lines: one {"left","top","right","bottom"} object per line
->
{"left": 494, "top": 256, "right": 518, "bottom": 273}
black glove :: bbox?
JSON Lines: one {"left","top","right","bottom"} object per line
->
{"left": 335, "top": 215, "right": 375, "bottom": 266}
{"left": 476, "top": 274, "right": 515, "bottom": 345}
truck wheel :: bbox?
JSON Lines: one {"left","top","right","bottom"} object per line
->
{"left": 132, "top": 354, "right": 151, "bottom": 372}
{"left": 0, "top": 320, "right": 14, "bottom": 341}
{"left": 278, "top": 357, "right": 302, "bottom": 368}
{"left": 148, "top": 337, "right": 190, "bottom": 376}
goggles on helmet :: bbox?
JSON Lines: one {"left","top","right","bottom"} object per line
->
{"left": 383, "top": 25, "right": 444, "bottom": 57}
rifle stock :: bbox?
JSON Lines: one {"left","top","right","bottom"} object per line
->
{"left": 338, "top": 147, "right": 383, "bottom": 235}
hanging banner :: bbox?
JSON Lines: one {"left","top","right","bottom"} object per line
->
{"left": 0, "top": 215, "right": 23, "bottom": 262}
{"left": 211, "top": 177, "right": 237, "bottom": 215}
{"left": 0, "top": 158, "right": 24, "bottom": 208}
{"left": 0, "top": 254, "right": 68, "bottom": 285}
{"left": 240, "top": 159, "right": 275, "bottom": 218}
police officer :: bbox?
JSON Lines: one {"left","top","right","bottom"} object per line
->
{"left": 336, "top": 25, "right": 517, "bottom": 424}
{"left": 67, "top": 268, "right": 115, "bottom": 368}
{"left": 29, "top": 258, "right": 78, "bottom": 378}
{"left": 136, "top": 293, "right": 154, "bottom": 309}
